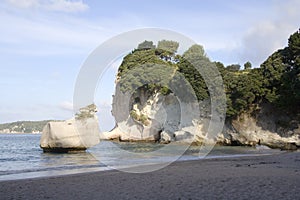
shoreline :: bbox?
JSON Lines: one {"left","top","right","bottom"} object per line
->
{"left": 1, "top": 151, "right": 299, "bottom": 199}
{"left": 0, "top": 146, "right": 282, "bottom": 181}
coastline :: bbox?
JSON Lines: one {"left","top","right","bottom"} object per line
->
{"left": 1, "top": 151, "right": 299, "bottom": 200}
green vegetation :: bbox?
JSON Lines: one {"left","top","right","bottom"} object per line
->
{"left": 178, "top": 44, "right": 211, "bottom": 100}
{"left": 223, "top": 29, "right": 300, "bottom": 117}
{"left": 157, "top": 40, "right": 179, "bottom": 60}
{"left": 261, "top": 30, "right": 300, "bottom": 111}
{"left": 75, "top": 104, "right": 97, "bottom": 120}
{"left": 118, "top": 29, "right": 300, "bottom": 119}
{"left": 226, "top": 64, "right": 241, "bottom": 72}
{"left": 0, "top": 120, "right": 56, "bottom": 133}
{"left": 137, "top": 40, "right": 156, "bottom": 50}
{"left": 117, "top": 44, "right": 178, "bottom": 97}
{"left": 244, "top": 61, "right": 252, "bottom": 70}
{"left": 130, "top": 110, "right": 149, "bottom": 126}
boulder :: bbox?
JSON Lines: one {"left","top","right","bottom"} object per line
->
{"left": 160, "top": 131, "right": 175, "bottom": 144}
{"left": 40, "top": 104, "right": 100, "bottom": 153}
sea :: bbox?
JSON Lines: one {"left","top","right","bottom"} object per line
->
{"left": 0, "top": 134, "right": 281, "bottom": 181}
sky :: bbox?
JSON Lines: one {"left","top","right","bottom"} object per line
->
{"left": 0, "top": 0, "right": 299, "bottom": 130}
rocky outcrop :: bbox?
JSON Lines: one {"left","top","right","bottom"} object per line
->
{"left": 102, "top": 90, "right": 177, "bottom": 141}
{"left": 217, "top": 104, "right": 300, "bottom": 150}
{"left": 40, "top": 104, "right": 100, "bottom": 153}
{"left": 101, "top": 82, "right": 209, "bottom": 144}
{"left": 104, "top": 84, "right": 300, "bottom": 150}
{"left": 103, "top": 58, "right": 299, "bottom": 150}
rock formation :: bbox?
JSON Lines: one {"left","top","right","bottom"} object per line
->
{"left": 103, "top": 82, "right": 300, "bottom": 150}
{"left": 217, "top": 103, "right": 300, "bottom": 150}
{"left": 40, "top": 104, "right": 100, "bottom": 153}
{"left": 102, "top": 37, "right": 300, "bottom": 150}
{"left": 101, "top": 82, "right": 208, "bottom": 144}
{"left": 102, "top": 88, "right": 173, "bottom": 141}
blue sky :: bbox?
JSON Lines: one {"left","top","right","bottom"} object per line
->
{"left": 0, "top": 0, "right": 299, "bottom": 130}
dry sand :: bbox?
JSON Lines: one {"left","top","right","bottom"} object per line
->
{"left": 1, "top": 151, "right": 299, "bottom": 200}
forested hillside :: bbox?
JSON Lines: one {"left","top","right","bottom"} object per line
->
{"left": 118, "top": 29, "right": 300, "bottom": 119}
{"left": 0, "top": 120, "right": 55, "bottom": 133}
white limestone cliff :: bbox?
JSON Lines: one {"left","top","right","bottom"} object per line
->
{"left": 101, "top": 83, "right": 209, "bottom": 144}
{"left": 217, "top": 104, "right": 300, "bottom": 150}
{"left": 103, "top": 82, "right": 300, "bottom": 150}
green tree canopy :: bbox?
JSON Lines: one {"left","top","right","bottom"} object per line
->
{"left": 157, "top": 40, "right": 179, "bottom": 55}
{"left": 226, "top": 64, "right": 241, "bottom": 72}
{"left": 183, "top": 44, "right": 207, "bottom": 59}
{"left": 137, "top": 40, "right": 156, "bottom": 50}
{"left": 115, "top": 29, "right": 300, "bottom": 118}
{"left": 244, "top": 61, "right": 252, "bottom": 70}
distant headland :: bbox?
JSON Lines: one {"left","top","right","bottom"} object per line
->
{"left": 0, "top": 120, "right": 57, "bottom": 134}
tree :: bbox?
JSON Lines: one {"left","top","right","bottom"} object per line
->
{"left": 226, "top": 64, "right": 241, "bottom": 72}
{"left": 177, "top": 58, "right": 209, "bottom": 100}
{"left": 117, "top": 49, "right": 168, "bottom": 78}
{"left": 137, "top": 40, "right": 156, "bottom": 50}
{"left": 213, "top": 61, "right": 226, "bottom": 74}
{"left": 278, "top": 29, "right": 300, "bottom": 110}
{"left": 177, "top": 44, "right": 211, "bottom": 100}
{"left": 244, "top": 61, "right": 252, "bottom": 70}
{"left": 157, "top": 40, "right": 179, "bottom": 55}
{"left": 260, "top": 29, "right": 300, "bottom": 111}
{"left": 260, "top": 49, "right": 286, "bottom": 103}
{"left": 183, "top": 44, "right": 206, "bottom": 59}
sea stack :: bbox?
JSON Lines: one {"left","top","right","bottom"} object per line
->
{"left": 40, "top": 104, "right": 100, "bottom": 153}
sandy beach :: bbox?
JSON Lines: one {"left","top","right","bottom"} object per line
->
{"left": 1, "top": 151, "right": 299, "bottom": 200}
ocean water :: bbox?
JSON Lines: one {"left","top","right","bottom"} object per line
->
{"left": 0, "top": 134, "right": 280, "bottom": 180}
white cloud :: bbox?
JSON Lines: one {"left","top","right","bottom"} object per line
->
{"left": 237, "top": 0, "right": 300, "bottom": 66}
{"left": 0, "top": 1, "right": 145, "bottom": 57}
{"left": 6, "top": 0, "right": 39, "bottom": 8}
{"left": 0, "top": 8, "right": 111, "bottom": 56}
{"left": 59, "top": 101, "right": 73, "bottom": 111}
{"left": 238, "top": 22, "right": 288, "bottom": 66}
{"left": 6, "top": 0, "right": 89, "bottom": 13}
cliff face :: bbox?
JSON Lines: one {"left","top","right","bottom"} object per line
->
{"left": 218, "top": 103, "right": 300, "bottom": 150}
{"left": 102, "top": 33, "right": 300, "bottom": 149}
{"left": 109, "top": 86, "right": 166, "bottom": 141}
{"left": 104, "top": 85, "right": 300, "bottom": 150}
{"left": 102, "top": 83, "right": 207, "bottom": 143}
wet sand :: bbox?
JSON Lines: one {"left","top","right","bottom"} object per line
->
{"left": 1, "top": 151, "right": 299, "bottom": 200}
